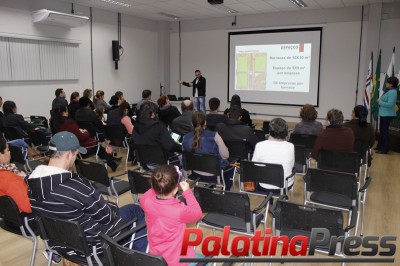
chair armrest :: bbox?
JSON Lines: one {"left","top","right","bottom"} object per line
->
{"left": 113, "top": 222, "right": 147, "bottom": 243}
{"left": 344, "top": 206, "right": 358, "bottom": 232}
{"left": 359, "top": 176, "right": 372, "bottom": 192}
{"left": 252, "top": 192, "right": 273, "bottom": 213}
{"left": 270, "top": 195, "right": 289, "bottom": 216}
{"left": 111, "top": 172, "right": 127, "bottom": 179}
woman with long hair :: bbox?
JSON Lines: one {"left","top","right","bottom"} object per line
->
{"left": 182, "top": 111, "right": 234, "bottom": 190}
{"left": 343, "top": 105, "right": 375, "bottom": 148}
{"left": 224, "top": 94, "right": 252, "bottom": 127}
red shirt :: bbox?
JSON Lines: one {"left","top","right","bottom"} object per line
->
{"left": 0, "top": 170, "right": 32, "bottom": 213}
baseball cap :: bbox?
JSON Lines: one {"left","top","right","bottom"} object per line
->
{"left": 49, "top": 131, "right": 87, "bottom": 154}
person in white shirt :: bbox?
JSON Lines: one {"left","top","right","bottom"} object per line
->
{"left": 252, "top": 118, "right": 295, "bottom": 192}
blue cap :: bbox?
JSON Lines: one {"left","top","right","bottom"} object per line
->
{"left": 49, "top": 131, "right": 87, "bottom": 154}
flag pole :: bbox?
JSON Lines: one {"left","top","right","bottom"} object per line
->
{"left": 355, "top": 5, "right": 364, "bottom": 106}
{"left": 370, "top": 51, "right": 373, "bottom": 124}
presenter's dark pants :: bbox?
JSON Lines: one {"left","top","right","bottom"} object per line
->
{"left": 377, "top": 116, "right": 395, "bottom": 153}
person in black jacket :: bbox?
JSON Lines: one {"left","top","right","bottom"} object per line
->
{"left": 2, "top": 100, "right": 36, "bottom": 138}
{"left": 75, "top": 96, "right": 104, "bottom": 133}
{"left": 157, "top": 95, "right": 181, "bottom": 127}
{"left": 224, "top": 94, "right": 253, "bottom": 127}
{"left": 177, "top": 70, "right": 206, "bottom": 113}
{"left": 133, "top": 102, "right": 181, "bottom": 154}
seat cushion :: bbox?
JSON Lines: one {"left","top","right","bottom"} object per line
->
{"left": 310, "top": 191, "right": 352, "bottom": 209}
{"left": 201, "top": 212, "right": 263, "bottom": 233}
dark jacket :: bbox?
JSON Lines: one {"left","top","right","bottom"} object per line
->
{"left": 224, "top": 108, "right": 252, "bottom": 127}
{"left": 311, "top": 127, "right": 354, "bottom": 159}
{"left": 183, "top": 76, "right": 206, "bottom": 97}
{"left": 158, "top": 105, "right": 181, "bottom": 127}
{"left": 75, "top": 107, "right": 103, "bottom": 132}
{"left": 67, "top": 101, "right": 80, "bottom": 120}
{"left": 343, "top": 119, "right": 375, "bottom": 148}
{"left": 206, "top": 113, "right": 228, "bottom": 131}
{"left": 133, "top": 118, "right": 181, "bottom": 153}
{"left": 27, "top": 170, "right": 125, "bottom": 252}
{"left": 170, "top": 111, "right": 193, "bottom": 136}
{"left": 3, "top": 113, "right": 35, "bottom": 137}
{"left": 52, "top": 97, "right": 68, "bottom": 109}
{"left": 216, "top": 120, "right": 260, "bottom": 149}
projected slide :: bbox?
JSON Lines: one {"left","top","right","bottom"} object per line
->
{"left": 229, "top": 28, "right": 322, "bottom": 106}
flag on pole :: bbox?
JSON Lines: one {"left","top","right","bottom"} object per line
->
{"left": 370, "top": 50, "right": 381, "bottom": 124}
{"left": 381, "top": 47, "right": 396, "bottom": 96}
{"left": 364, "top": 53, "right": 373, "bottom": 110}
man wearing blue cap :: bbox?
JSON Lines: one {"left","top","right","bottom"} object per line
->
{"left": 26, "top": 131, "right": 147, "bottom": 261}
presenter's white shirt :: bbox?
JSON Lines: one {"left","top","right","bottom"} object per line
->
{"left": 252, "top": 140, "right": 295, "bottom": 190}
{"left": 194, "top": 78, "right": 199, "bottom": 97}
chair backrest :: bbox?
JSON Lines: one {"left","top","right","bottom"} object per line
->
{"left": 104, "top": 125, "right": 127, "bottom": 147}
{"left": 293, "top": 144, "right": 308, "bottom": 173}
{"left": 253, "top": 129, "right": 266, "bottom": 141}
{"left": 0, "top": 196, "right": 24, "bottom": 227}
{"left": 102, "top": 233, "right": 167, "bottom": 266}
{"left": 182, "top": 151, "right": 221, "bottom": 176}
{"left": 317, "top": 150, "right": 360, "bottom": 174}
{"left": 30, "top": 116, "right": 49, "bottom": 128}
{"left": 75, "top": 159, "right": 111, "bottom": 187}
{"left": 77, "top": 121, "right": 98, "bottom": 138}
{"left": 353, "top": 138, "right": 370, "bottom": 164}
{"left": 305, "top": 168, "right": 358, "bottom": 202}
{"left": 288, "top": 133, "right": 317, "bottom": 149}
{"left": 28, "top": 130, "right": 50, "bottom": 147}
{"left": 128, "top": 171, "right": 152, "bottom": 201}
{"left": 194, "top": 186, "right": 251, "bottom": 223}
{"left": 240, "top": 160, "right": 285, "bottom": 189}
{"left": 36, "top": 213, "right": 92, "bottom": 257}
{"left": 262, "top": 121, "right": 270, "bottom": 134}
{"left": 225, "top": 140, "right": 251, "bottom": 161}
{"left": 134, "top": 144, "right": 168, "bottom": 167}
{"left": 273, "top": 198, "right": 344, "bottom": 238}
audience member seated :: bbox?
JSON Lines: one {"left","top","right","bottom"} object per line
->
{"left": 107, "top": 102, "right": 134, "bottom": 135}
{"left": 311, "top": 108, "right": 354, "bottom": 159}
{"left": 292, "top": 104, "right": 323, "bottom": 135}
{"left": 82, "top": 88, "right": 95, "bottom": 110}
{"left": 136, "top": 89, "right": 153, "bottom": 114}
{"left": 182, "top": 111, "right": 234, "bottom": 190}
{"left": 94, "top": 90, "right": 111, "bottom": 112}
{"left": 115, "top": 91, "right": 134, "bottom": 117}
{"left": 0, "top": 137, "right": 32, "bottom": 218}
{"left": 51, "top": 88, "right": 68, "bottom": 109}
{"left": 216, "top": 105, "right": 259, "bottom": 150}
{"left": 26, "top": 132, "right": 148, "bottom": 260}
{"left": 133, "top": 102, "right": 181, "bottom": 155}
{"left": 343, "top": 105, "right": 375, "bottom": 148}
{"left": 157, "top": 95, "right": 181, "bottom": 127}
{"left": 51, "top": 106, "right": 121, "bottom": 171}
{"left": 95, "top": 106, "right": 106, "bottom": 125}
{"left": 2, "top": 100, "right": 36, "bottom": 138}
{"left": 206, "top": 97, "right": 228, "bottom": 131}
{"left": 224, "top": 94, "right": 252, "bottom": 127}
{"left": 67, "top": 92, "right": 80, "bottom": 120}
{"left": 252, "top": 118, "right": 295, "bottom": 193}
{"left": 75, "top": 97, "right": 104, "bottom": 134}
{"left": 108, "top": 95, "right": 121, "bottom": 111}
{"left": 0, "top": 96, "right": 4, "bottom": 132}
{"left": 170, "top": 100, "right": 194, "bottom": 136}
{"left": 140, "top": 165, "right": 202, "bottom": 266}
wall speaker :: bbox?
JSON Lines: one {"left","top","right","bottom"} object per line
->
{"left": 112, "top": 40, "right": 120, "bottom": 61}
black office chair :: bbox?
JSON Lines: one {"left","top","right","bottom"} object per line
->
{"left": 317, "top": 150, "right": 362, "bottom": 178}
{"left": 101, "top": 233, "right": 167, "bottom": 266}
{"left": 182, "top": 151, "right": 226, "bottom": 190}
{"left": 293, "top": 144, "right": 309, "bottom": 174}
{"left": 134, "top": 144, "right": 180, "bottom": 172}
{"left": 224, "top": 140, "right": 252, "bottom": 190}
{"left": 128, "top": 170, "right": 152, "bottom": 204}
{"left": 288, "top": 133, "right": 317, "bottom": 149}
{"left": 304, "top": 168, "right": 371, "bottom": 236}
{"left": 194, "top": 186, "right": 271, "bottom": 236}
{"left": 271, "top": 195, "right": 355, "bottom": 256}
{"left": 35, "top": 213, "right": 101, "bottom": 266}
{"left": 75, "top": 159, "right": 130, "bottom": 205}
{"left": 239, "top": 160, "right": 296, "bottom": 200}
{"left": 0, "top": 196, "right": 38, "bottom": 266}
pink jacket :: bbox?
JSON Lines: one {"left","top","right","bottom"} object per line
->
{"left": 140, "top": 188, "right": 202, "bottom": 266}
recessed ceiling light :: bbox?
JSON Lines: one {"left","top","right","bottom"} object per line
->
{"left": 214, "top": 4, "right": 239, "bottom": 14}
{"left": 289, "top": 0, "right": 307, "bottom": 8}
{"left": 158, "top": 12, "right": 180, "bottom": 20}
{"left": 101, "top": 0, "right": 131, "bottom": 8}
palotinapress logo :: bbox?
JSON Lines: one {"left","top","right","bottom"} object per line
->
{"left": 179, "top": 226, "right": 396, "bottom": 264}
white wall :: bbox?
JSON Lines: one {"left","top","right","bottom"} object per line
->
{"left": 0, "top": 0, "right": 160, "bottom": 118}
{"left": 170, "top": 4, "right": 400, "bottom": 122}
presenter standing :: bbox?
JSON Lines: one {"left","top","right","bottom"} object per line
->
{"left": 177, "top": 70, "right": 206, "bottom": 113}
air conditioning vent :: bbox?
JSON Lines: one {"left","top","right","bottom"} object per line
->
{"left": 32, "top": 9, "right": 89, "bottom": 28}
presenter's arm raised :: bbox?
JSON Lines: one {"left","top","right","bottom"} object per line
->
{"left": 177, "top": 79, "right": 193, "bottom": 87}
